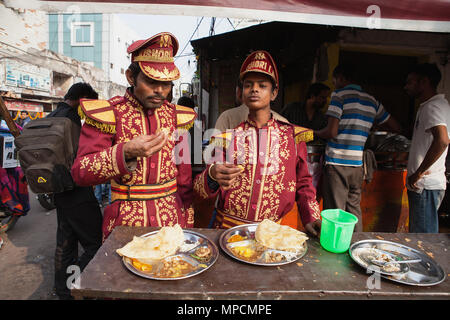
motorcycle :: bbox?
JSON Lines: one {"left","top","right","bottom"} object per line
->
{"left": 36, "top": 193, "right": 56, "bottom": 211}
{"left": 0, "top": 207, "right": 20, "bottom": 233}
{"left": 0, "top": 166, "right": 30, "bottom": 233}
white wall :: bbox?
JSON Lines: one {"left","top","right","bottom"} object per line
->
{"left": 0, "top": 4, "right": 48, "bottom": 52}
{"left": 106, "top": 14, "right": 141, "bottom": 87}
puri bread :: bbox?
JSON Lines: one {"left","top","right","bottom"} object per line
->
{"left": 255, "top": 219, "right": 308, "bottom": 252}
{"left": 116, "top": 224, "right": 185, "bottom": 264}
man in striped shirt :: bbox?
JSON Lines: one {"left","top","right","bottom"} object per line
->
{"left": 315, "top": 64, "right": 401, "bottom": 231}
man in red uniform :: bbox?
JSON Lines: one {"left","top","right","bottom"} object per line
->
{"left": 194, "top": 50, "right": 321, "bottom": 236}
{"left": 71, "top": 32, "right": 196, "bottom": 240}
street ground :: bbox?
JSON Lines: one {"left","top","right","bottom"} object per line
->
{"left": 0, "top": 189, "right": 58, "bottom": 300}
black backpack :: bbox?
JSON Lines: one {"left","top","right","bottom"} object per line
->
{"left": 15, "top": 108, "right": 80, "bottom": 194}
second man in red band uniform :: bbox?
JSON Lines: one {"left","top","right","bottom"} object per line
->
{"left": 194, "top": 50, "right": 322, "bottom": 236}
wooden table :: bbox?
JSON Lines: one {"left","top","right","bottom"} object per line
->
{"left": 71, "top": 226, "right": 449, "bottom": 300}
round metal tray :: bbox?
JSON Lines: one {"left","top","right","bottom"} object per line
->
{"left": 219, "top": 224, "right": 307, "bottom": 266}
{"left": 349, "top": 239, "right": 446, "bottom": 286}
{"left": 122, "top": 230, "right": 218, "bottom": 280}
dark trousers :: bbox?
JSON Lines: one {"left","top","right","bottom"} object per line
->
{"left": 322, "top": 164, "right": 364, "bottom": 232}
{"left": 54, "top": 187, "right": 102, "bottom": 299}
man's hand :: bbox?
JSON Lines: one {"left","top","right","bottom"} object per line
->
{"left": 406, "top": 170, "right": 429, "bottom": 191}
{"left": 123, "top": 130, "right": 168, "bottom": 160}
{"left": 406, "top": 125, "right": 448, "bottom": 191}
{"left": 304, "top": 219, "right": 321, "bottom": 237}
{"left": 209, "top": 163, "right": 243, "bottom": 190}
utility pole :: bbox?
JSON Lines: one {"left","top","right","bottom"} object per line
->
{"left": 209, "top": 17, "right": 216, "bottom": 36}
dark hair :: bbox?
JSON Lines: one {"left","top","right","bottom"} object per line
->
{"left": 64, "top": 82, "right": 98, "bottom": 100}
{"left": 127, "top": 62, "right": 141, "bottom": 84}
{"left": 236, "top": 75, "right": 243, "bottom": 90}
{"left": 409, "top": 63, "right": 442, "bottom": 89}
{"left": 306, "top": 82, "right": 330, "bottom": 99}
{"left": 332, "top": 64, "right": 356, "bottom": 82}
{"left": 177, "top": 96, "right": 195, "bottom": 109}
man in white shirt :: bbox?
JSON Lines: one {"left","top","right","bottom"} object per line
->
{"left": 404, "top": 63, "right": 450, "bottom": 233}
{"left": 214, "top": 78, "right": 288, "bottom": 132}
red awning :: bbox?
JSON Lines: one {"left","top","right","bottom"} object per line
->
{"left": 9, "top": 0, "right": 450, "bottom": 32}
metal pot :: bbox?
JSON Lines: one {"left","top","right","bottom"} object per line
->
{"left": 307, "top": 144, "right": 325, "bottom": 163}
{"left": 365, "top": 131, "right": 389, "bottom": 150}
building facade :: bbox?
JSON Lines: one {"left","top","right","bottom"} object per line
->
{"left": 48, "top": 13, "right": 140, "bottom": 87}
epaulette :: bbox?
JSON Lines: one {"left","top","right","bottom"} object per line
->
{"left": 78, "top": 97, "right": 122, "bottom": 134}
{"left": 210, "top": 131, "right": 233, "bottom": 149}
{"left": 293, "top": 125, "right": 314, "bottom": 144}
{"left": 175, "top": 104, "right": 197, "bottom": 130}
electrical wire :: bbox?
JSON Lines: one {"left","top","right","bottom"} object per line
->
{"left": 0, "top": 40, "right": 79, "bottom": 67}
{"left": 174, "top": 16, "right": 204, "bottom": 61}
{"left": 227, "top": 18, "right": 236, "bottom": 30}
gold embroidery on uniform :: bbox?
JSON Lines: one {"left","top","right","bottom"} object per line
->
{"left": 156, "top": 104, "right": 177, "bottom": 183}
{"left": 185, "top": 206, "right": 195, "bottom": 226}
{"left": 155, "top": 109, "right": 162, "bottom": 183}
{"left": 155, "top": 195, "right": 178, "bottom": 226}
{"left": 80, "top": 147, "right": 116, "bottom": 179}
{"left": 254, "top": 127, "right": 271, "bottom": 221}
{"left": 309, "top": 200, "right": 321, "bottom": 220}
{"left": 160, "top": 34, "right": 172, "bottom": 47}
{"left": 151, "top": 104, "right": 179, "bottom": 226}
{"left": 254, "top": 52, "right": 266, "bottom": 60}
{"left": 117, "top": 100, "right": 144, "bottom": 186}
{"left": 134, "top": 48, "right": 174, "bottom": 63}
{"left": 119, "top": 200, "right": 145, "bottom": 228}
{"left": 222, "top": 122, "right": 293, "bottom": 223}
{"left": 111, "top": 144, "right": 119, "bottom": 175}
{"left": 138, "top": 106, "right": 148, "bottom": 227}
{"left": 141, "top": 65, "right": 179, "bottom": 80}
{"left": 193, "top": 170, "right": 209, "bottom": 199}
{"left": 107, "top": 217, "right": 115, "bottom": 234}
{"left": 257, "top": 125, "right": 291, "bottom": 221}
{"left": 224, "top": 126, "right": 257, "bottom": 220}
{"left": 288, "top": 180, "right": 296, "bottom": 192}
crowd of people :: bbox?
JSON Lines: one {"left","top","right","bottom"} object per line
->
{"left": 3, "top": 31, "right": 448, "bottom": 299}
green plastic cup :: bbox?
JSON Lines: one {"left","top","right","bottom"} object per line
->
{"left": 320, "top": 209, "right": 358, "bottom": 253}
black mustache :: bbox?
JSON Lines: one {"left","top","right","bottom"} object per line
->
{"left": 147, "top": 95, "right": 165, "bottom": 100}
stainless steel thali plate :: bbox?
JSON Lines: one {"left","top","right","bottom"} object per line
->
{"left": 219, "top": 224, "right": 307, "bottom": 266}
{"left": 349, "top": 239, "right": 446, "bottom": 286}
{"left": 122, "top": 230, "right": 218, "bottom": 280}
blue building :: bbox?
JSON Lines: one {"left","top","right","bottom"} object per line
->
{"left": 49, "top": 13, "right": 103, "bottom": 69}
{"left": 48, "top": 13, "right": 139, "bottom": 86}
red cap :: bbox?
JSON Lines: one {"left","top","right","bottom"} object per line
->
{"left": 127, "top": 32, "right": 180, "bottom": 81}
{"left": 239, "top": 50, "right": 279, "bottom": 87}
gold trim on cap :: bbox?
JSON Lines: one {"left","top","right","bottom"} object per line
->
{"left": 133, "top": 47, "right": 174, "bottom": 63}
{"left": 140, "top": 64, "right": 180, "bottom": 81}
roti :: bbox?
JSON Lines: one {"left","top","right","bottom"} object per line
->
{"left": 255, "top": 219, "right": 308, "bottom": 252}
{"left": 116, "top": 224, "right": 185, "bottom": 264}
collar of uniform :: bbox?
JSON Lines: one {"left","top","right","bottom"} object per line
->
{"left": 124, "top": 88, "right": 144, "bottom": 110}
{"left": 420, "top": 93, "right": 445, "bottom": 107}
{"left": 245, "top": 112, "right": 276, "bottom": 129}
